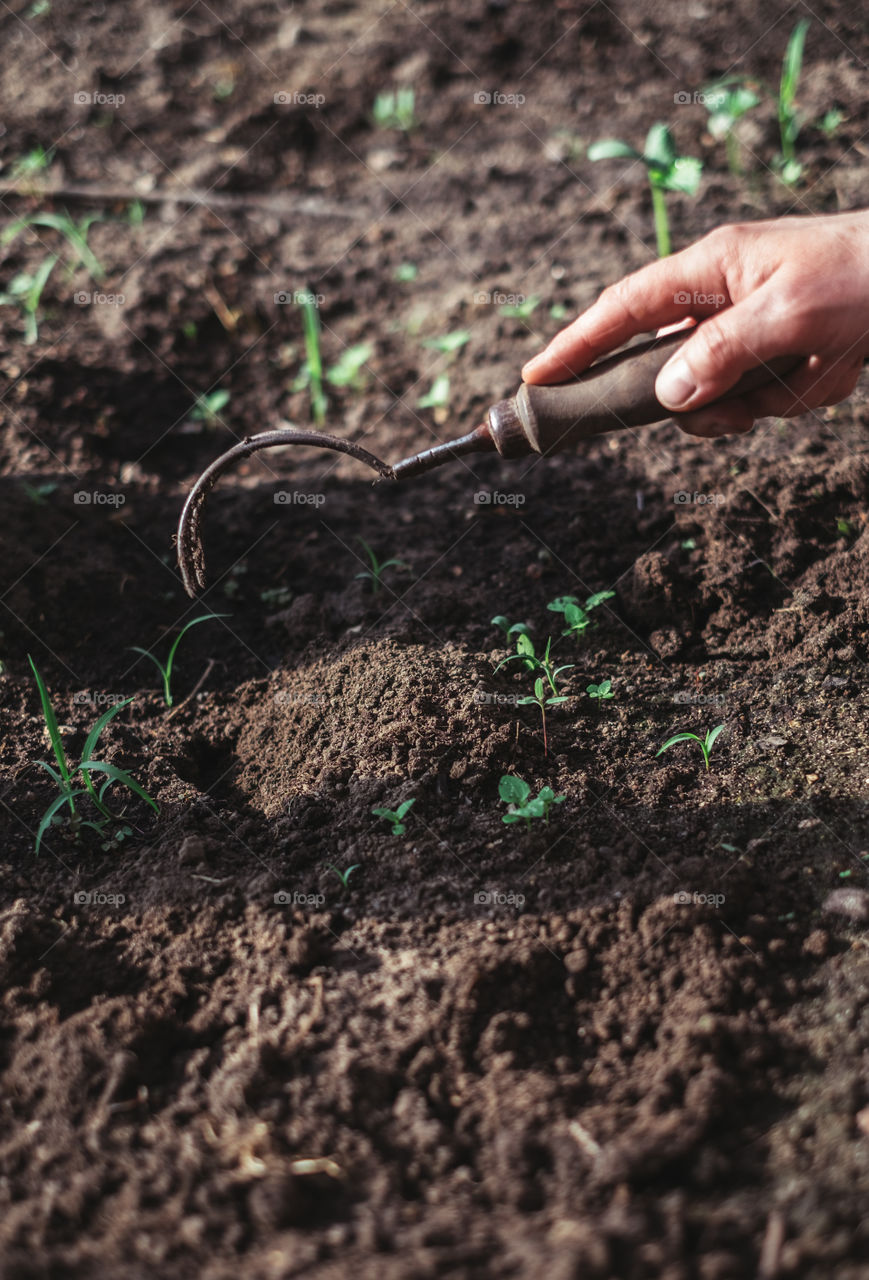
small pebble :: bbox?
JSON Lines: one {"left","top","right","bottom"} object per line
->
{"left": 822, "top": 888, "right": 869, "bottom": 923}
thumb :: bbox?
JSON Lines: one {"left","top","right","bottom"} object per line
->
{"left": 655, "top": 292, "right": 787, "bottom": 411}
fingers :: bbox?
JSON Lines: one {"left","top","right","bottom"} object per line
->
{"left": 654, "top": 284, "right": 799, "bottom": 411}
{"left": 672, "top": 355, "right": 864, "bottom": 438}
{"left": 522, "top": 235, "right": 733, "bottom": 384}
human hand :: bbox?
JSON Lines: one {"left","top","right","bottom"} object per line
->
{"left": 522, "top": 212, "right": 869, "bottom": 438}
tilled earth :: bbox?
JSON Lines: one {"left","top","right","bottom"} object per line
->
{"left": 2, "top": 0, "right": 869, "bottom": 1276}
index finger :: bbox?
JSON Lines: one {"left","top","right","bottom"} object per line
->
{"left": 521, "top": 239, "right": 733, "bottom": 384}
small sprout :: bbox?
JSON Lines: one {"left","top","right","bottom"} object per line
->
{"left": 547, "top": 589, "right": 614, "bottom": 639}
{"left": 326, "top": 341, "right": 373, "bottom": 390}
{"left": 292, "top": 292, "right": 328, "bottom": 425}
{"left": 818, "top": 108, "right": 844, "bottom": 136}
{"left": 549, "top": 302, "right": 569, "bottom": 321}
{"left": 517, "top": 675, "right": 570, "bottom": 756}
{"left": 498, "top": 295, "right": 540, "bottom": 320}
{"left": 589, "top": 124, "right": 702, "bottom": 257}
{"left": 656, "top": 724, "right": 725, "bottom": 772}
{"left": 372, "top": 88, "right": 416, "bottom": 132}
{"left": 29, "top": 657, "right": 158, "bottom": 855}
{"left": 20, "top": 480, "right": 57, "bottom": 505}
{"left": 586, "top": 679, "right": 613, "bottom": 701}
{"left": 371, "top": 798, "right": 415, "bottom": 836}
{"left": 836, "top": 517, "right": 853, "bottom": 537}
{"left": 182, "top": 320, "right": 198, "bottom": 340}
{"left": 495, "top": 634, "right": 573, "bottom": 693}
{"left": 129, "top": 613, "right": 228, "bottom": 707}
{"left": 191, "top": 388, "right": 230, "bottom": 423}
{"left": 777, "top": 18, "right": 810, "bottom": 183}
{"left": 126, "top": 199, "right": 145, "bottom": 226}
{"left": 491, "top": 615, "right": 530, "bottom": 639}
{"left": 394, "top": 261, "right": 418, "bottom": 282}
{"left": 499, "top": 775, "right": 565, "bottom": 830}
{"left": 355, "top": 537, "right": 408, "bottom": 595}
{"left": 703, "top": 78, "right": 759, "bottom": 174}
{"left": 422, "top": 329, "right": 470, "bottom": 354}
{"left": 416, "top": 373, "right": 450, "bottom": 410}
{"left": 325, "top": 863, "right": 360, "bottom": 890}
{"left": 681, "top": 537, "right": 697, "bottom": 550}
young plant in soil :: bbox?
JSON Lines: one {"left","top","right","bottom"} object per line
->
{"left": 129, "top": 614, "right": 228, "bottom": 707}
{"left": 371, "top": 799, "right": 415, "bottom": 836}
{"left": 499, "top": 775, "right": 565, "bottom": 830}
{"left": 422, "top": 329, "right": 470, "bottom": 355}
{"left": 372, "top": 88, "right": 416, "bottom": 132}
{"left": 190, "top": 388, "right": 230, "bottom": 425}
{"left": 491, "top": 615, "right": 530, "bottom": 641}
{"left": 547, "top": 589, "right": 615, "bottom": 639}
{"left": 703, "top": 78, "right": 760, "bottom": 174}
{"left": 292, "top": 293, "right": 328, "bottom": 425}
{"left": 325, "top": 863, "right": 360, "bottom": 890}
{"left": 326, "top": 342, "right": 373, "bottom": 392}
{"left": 587, "top": 679, "right": 613, "bottom": 702}
{"left": 29, "top": 656, "right": 158, "bottom": 854}
{"left": 0, "top": 210, "right": 105, "bottom": 342}
{"left": 588, "top": 124, "right": 702, "bottom": 257}
{"left": 355, "top": 538, "right": 408, "bottom": 595}
{"left": 657, "top": 724, "right": 725, "bottom": 772}
{"left": 498, "top": 295, "right": 540, "bottom": 320}
{"left": 517, "top": 676, "right": 570, "bottom": 757}
{"left": 777, "top": 18, "right": 811, "bottom": 183}
{"left": 416, "top": 374, "right": 450, "bottom": 411}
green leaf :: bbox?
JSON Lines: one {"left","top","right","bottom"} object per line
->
{"left": 588, "top": 139, "right": 640, "bottom": 162}
{"left": 705, "top": 724, "right": 726, "bottom": 751}
{"left": 517, "top": 633, "right": 535, "bottom": 658}
{"left": 585, "top": 590, "right": 615, "bottom": 610}
{"left": 326, "top": 342, "right": 373, "bottom": 388}
{"left": 81, "top": 696, "right": 134, "bottom": 766}
{"left": 395, "top": 799, "right": 415, "bottom": 820}
{"left": 36, "top": 789, "right": 87, "bottom": 855}
{"left": 782, "top": 19, "right": 810, "bottom": 107}
{"left": 643, "top": 123, "right": 677, "bottom": 170}
{"left": 422, "top": 329, "right": 470, "bottom": 354}
{"left": 533, "top": 677, "right": 545, "bottom": 701}
{"left": 28, "top": 656, "right": 70, "bottom": 782}
{"left": 656, "top": 732, "right": 700, "bottom": 756}
{"left": 499, "top": 775, "right": 530, "bottom": 805}
{"left": 661, "top": 155, "right": 703, "bottom": 194}
{"left": 416, "top": 374, "right": 450, "bottom": 410}
{"left": 547, "top": 595, "right": 579, "bottom": 615}
{"left": 79, "top": 760, "right": 159, "bottom": 812}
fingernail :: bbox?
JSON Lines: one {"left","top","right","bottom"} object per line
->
{"left": 656, "top": 356, "right": 696, "bottom": 409}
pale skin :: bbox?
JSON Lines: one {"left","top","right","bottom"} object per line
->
{"left": 522, "top": 211, "right": 869, "bottom": 438}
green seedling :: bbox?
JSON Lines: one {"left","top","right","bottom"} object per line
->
{"left": 129, "top": 614, "right": 228, "bottom": 707}
{"left": 355, "top": 537, "right": 408, "bottom": 595}
{"left": 20, "top": 480, "right": 57, "bottom": 505}
{"left": 657, "top": 724, "right": 725, "bottom": 772}
{"left": 818, "top": 108, "right": 844, "bottom": 136}
{"left": 1, "top": 210, "right": 104, "bottom": 342}
{"left": 517, "top": 676, "right": 570, "bottom": 756}
{"left": 422, "top": 329, "right": 470, "bottom": 354}
{"left": 499, "top": 295, "right": 540, "bottom": 320}
{"left": 371, "top": 798, "right": 415, "bottom": 836}
{"left": 495, "top": 633, "right": 573, "bottom": 695}
{"left": 491, "top": 615, "right": 530, "bottom": 640}
{"left": 499, "top": 775, "right": 565, "bottom": 830}
{"left": 372, "top": 87, "right": 416, "bottom": 132}
{"left": 416, "top": 373, "right": 450, "bottom": 410}
{"left": 325, "top": 863, "right": 360, "bottom": 890}
{"left": 549, "top": 302, "right": 569, "bottom": 321}
{"left": 292, "top": 293, "right": 328, "bottom": 425}
{"left": 190, "top": 388, "right": 230, "bottom": 423}
{"left": 394, "top": 261, "right": 418, "bottom": 282}
{"left": 10, "top": 145, "right": 54, "bottom": 177}
{"left": 126, "top": 200, "right": 145, "bottom": 226}
{"left": 547, "top": 589, "right": 614, "bottom": 638}
{"left": 326, "top": 342, "right": 373, "bottom": 390}
{"left": 587, "top": 679, "right": 613, "bottom": 701}
{"left": 777, "top": 18, "right": 810, "bottom": 183}
{"left": 589, "top": 124, "right": 703, "bottom": 257}
{"left": 703, "top": 78, "right": 759, "bottom": 174}
{"left": 29, "top": 656, "right": 158, "bottom": 854}
{"left": 836, "top": 517, "right": 853, "bottom": 537}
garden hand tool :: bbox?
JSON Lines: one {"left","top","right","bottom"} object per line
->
{"left": 177, "top": 327, "right": 797, "bottom": 596}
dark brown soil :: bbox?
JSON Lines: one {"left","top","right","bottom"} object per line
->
{"left": 2, "top": 1, "right": 869, "bottom": 1276}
